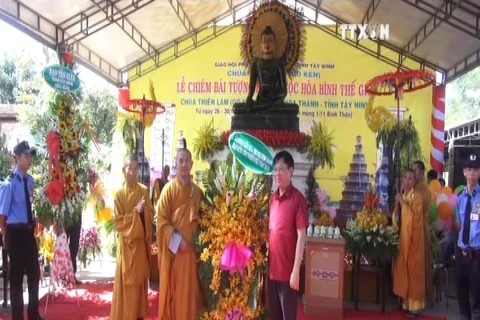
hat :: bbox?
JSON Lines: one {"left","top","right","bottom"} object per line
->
{"left": 464, "top": 153, "right": 480, "bottom": 168}
{"left": 13, "top": 141, "right": 36, "bottom": 156}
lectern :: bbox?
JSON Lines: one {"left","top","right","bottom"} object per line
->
{"left": 304, "top": 237, "right": 346, "bottom": 318}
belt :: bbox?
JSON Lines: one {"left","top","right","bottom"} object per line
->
{"left": 7, "top": 223, "right": 33, "bottom": 230}
{"left": 460, "top": 247, "right": 480, "bottom": 258}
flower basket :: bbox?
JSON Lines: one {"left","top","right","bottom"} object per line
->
{"left": 343, "top": 190, "right": 399, "bottom": 264}
{"left": 193, "top": 156, "right": 270, "bottom": 319}
{"left": 78, "top": 226, "right": 101, "bottom": 268}
{"left": 344, "top": 217, "right": 399, "bottom": 264}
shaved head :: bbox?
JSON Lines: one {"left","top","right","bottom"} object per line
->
{"left": 176, "top": 148, "right": 193, "bottom": 179}
{"left": 176, "top": 148, "right": 192, "bottom": 160}
{"left": 124, "top": 154, "right": 138, "bottom": 167}
{"left": 123, "top": 154, "right": 139, "bottom": 186}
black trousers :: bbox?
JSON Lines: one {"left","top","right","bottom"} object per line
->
{"left": 456, "top": 247, "right": 480, "bottom": 320}
{"left": 7, "top": 225, "right": 40, "bottom": 320}
{"left": 66, "top": 216, "right": 82, "bottom": 274}
{"left": 268, "top": 279, "right": 297, "bottom": 320}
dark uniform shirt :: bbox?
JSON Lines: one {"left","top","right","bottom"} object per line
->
{"left": 457, "top": 184, "right": 480, "bottom": 250}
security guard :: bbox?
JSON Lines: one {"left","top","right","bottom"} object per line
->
{"left": 0, "top": 141, "right": 44, "bottom": 320}
{"left": 456, "top": 153, "right": 480, "bottom": 320}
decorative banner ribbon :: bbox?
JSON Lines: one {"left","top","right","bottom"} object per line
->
{"left": 225, "top": 307, "right": 245, "bottom": 320}
{"left": 220, "top": 243, "right": 253, "bottom": 276}
{"left": 82, "top": 122, "right": 100, "bottom": 152}
{"left": 45, "top": 131, "right": 65, "bottom": 205}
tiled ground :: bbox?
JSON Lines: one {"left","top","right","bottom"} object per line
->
{"left": 0, "top": 257, "right": 459, "bottom": 319}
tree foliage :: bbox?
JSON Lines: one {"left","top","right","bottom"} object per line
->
{"left": 0, "top": 131, "right": 12, "bottom": 180}
{"left": 446, "top": 67, "right": 480, "bottom": 128}
{"left": 78, "top": 86, "right": 117, "bottom": 145}
{"left": 0, "top": 45, "right": 117, "bottom": 149}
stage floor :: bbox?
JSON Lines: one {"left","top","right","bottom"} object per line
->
{"left": 0, "top": 256, "right": 457, "bottom": 319}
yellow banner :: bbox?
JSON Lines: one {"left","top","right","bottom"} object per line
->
{"left": 129, "top": 26, "right": 432, "bottom": 201}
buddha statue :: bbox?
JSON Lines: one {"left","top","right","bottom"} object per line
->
{"left": 231, "top": 26, "right": 299, "bottom": 131}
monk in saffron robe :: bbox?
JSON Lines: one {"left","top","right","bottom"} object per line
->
{"left": 412, "top": 160, "right": 433, "bottom": 302}
{"left": 393, "top": 169, "right": 426, "bottom": 318}
{"left": 152, "top": 165, "right": 170, "bottom": 207}
{"left": 157, "top": 148, "right": 203, "bottom": 320}
{"left": 110, "top": 155, "right": 153, "bottom": 320}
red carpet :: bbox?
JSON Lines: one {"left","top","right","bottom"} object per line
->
{"left": 0, "top": 283, "right": 447, "bottom": 320}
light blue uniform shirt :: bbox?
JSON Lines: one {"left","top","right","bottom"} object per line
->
{"left": 0, "top": 168, "right": 35, "bottom": 225}
{"left": 457, "top": 184, "right": 480, "bottom": 249}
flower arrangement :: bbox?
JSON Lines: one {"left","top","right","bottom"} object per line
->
{"left": 193, "top": 153, "right": 270, "bottom": 319}
{"left": 220, "top": 129, "right": 309, "bottom": 149}
{"left": 35, "top": 54, "right": 90, "bottom": 231}
{"left": 39, "top": 229, "right": 56, "bottom": 264}
{"left": 343, "top": 188, "right": 399, "bottom": 263}
{"left": 47, "top": 92, "right": 88, "bottom": 230}
{"left": 78, "top": 226, "right": 102, "bottom": 268}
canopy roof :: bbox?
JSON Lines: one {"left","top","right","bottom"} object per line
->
{"left": 1, "top": 0, "right": 479, "bottom": 86}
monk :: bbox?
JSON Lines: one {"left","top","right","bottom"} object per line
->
{"left": 412, "top": 160, "right": 432, "bottom": 301}
{"left": 110, "top": 155, "right": 153, "bottom": 320}
{"left": 152, "top": 165, "right": 170, "bottom": 207}
{"left": 393, "top": 169, "right": 426, "bottom": 318}
{"left": 157, "top": 148, "right": 203, "bottom": 320}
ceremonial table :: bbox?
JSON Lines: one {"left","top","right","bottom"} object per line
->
{"left": 304, "top": 237, "right": 346, "bottom": 318}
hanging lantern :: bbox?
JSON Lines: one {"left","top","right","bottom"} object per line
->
{"left": 63, "top": 52, "right": 74, "bottom": 65}
{"left": 118, "top": 88, "right": 131, "bottom": 109}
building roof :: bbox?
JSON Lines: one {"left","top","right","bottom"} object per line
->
{"left": 0, "top": 104, "right": 21, "bottom": 120}
{"left": 1, "top": 0, "right": 478, "bottom": 86}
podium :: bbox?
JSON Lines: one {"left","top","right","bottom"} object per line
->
{"left": 304, "top": 237, "right": 346, "bottom": 319}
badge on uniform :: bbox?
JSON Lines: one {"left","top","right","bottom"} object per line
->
{"left": 471, "top": 213, "right": 479, "bottom": 221}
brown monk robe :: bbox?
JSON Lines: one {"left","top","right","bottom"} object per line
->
{"left": 152, "top": 165, "right": 170, "bottom": 207}
{"left": 157, "top": 148, "right": 203, "bottom": 320}
{"left": 110, "top": 155, "right": 154, "bottom": 320}
{"left": 412, "top": 161, "right": 433, "bottom": 300}
{"left": 393, "top": 169, "right": 426, "bottom": 317}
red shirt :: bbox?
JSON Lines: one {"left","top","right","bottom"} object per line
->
{"left": 268, "top": 183, "right": 308, "bottom": 282}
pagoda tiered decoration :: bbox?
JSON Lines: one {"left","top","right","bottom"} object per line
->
{"left": 336, "top": 136, "right": 371, "bottom": 225}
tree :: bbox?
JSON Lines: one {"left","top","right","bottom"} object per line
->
{"left": 78, "top": 85, "right": 117, "bottom": 146}
{"left": 446, "top": 67, "right": 480, "bottom": 128}
{"left": 0, "top": 46, "right": 53, "bottom": 105}
{"left": 0, "top": 131, "right": 12, "bottom": 179}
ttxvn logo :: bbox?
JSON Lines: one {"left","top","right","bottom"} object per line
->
{"left": 339, "top": 24, "right": 390, "bottom": 41}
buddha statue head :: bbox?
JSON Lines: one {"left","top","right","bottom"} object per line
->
{"left": 261, "top": 26, "right": 276, "bottom": 59}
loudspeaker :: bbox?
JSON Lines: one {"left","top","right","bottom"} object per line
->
{"left": 447, "top": 146, "right": 480, "bottom": 189}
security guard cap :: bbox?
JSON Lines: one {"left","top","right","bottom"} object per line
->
{"left": 13, "top": 140, "right": 36, "bottom": 156}
{"left": 464, "top": 153, "right": 480, "bottom": 168}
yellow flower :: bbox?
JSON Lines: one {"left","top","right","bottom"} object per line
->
{"left": 58, "top": 108, "right": 65, "bottom": 117}
{"left": 200, "top": 248, "right": 210, "bottom": 261}
{"left": 197, "top": 187, "right": 269, "bottom": 318}
{"left": 58, "top": 121, "right": 67, "bottom": 132}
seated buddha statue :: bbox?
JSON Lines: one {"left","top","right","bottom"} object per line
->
{"left": 233, "top": 26, "right": 299, "bottom": 115}
{"left": 231, "top": 26, "right": 299, "bottom": 131}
